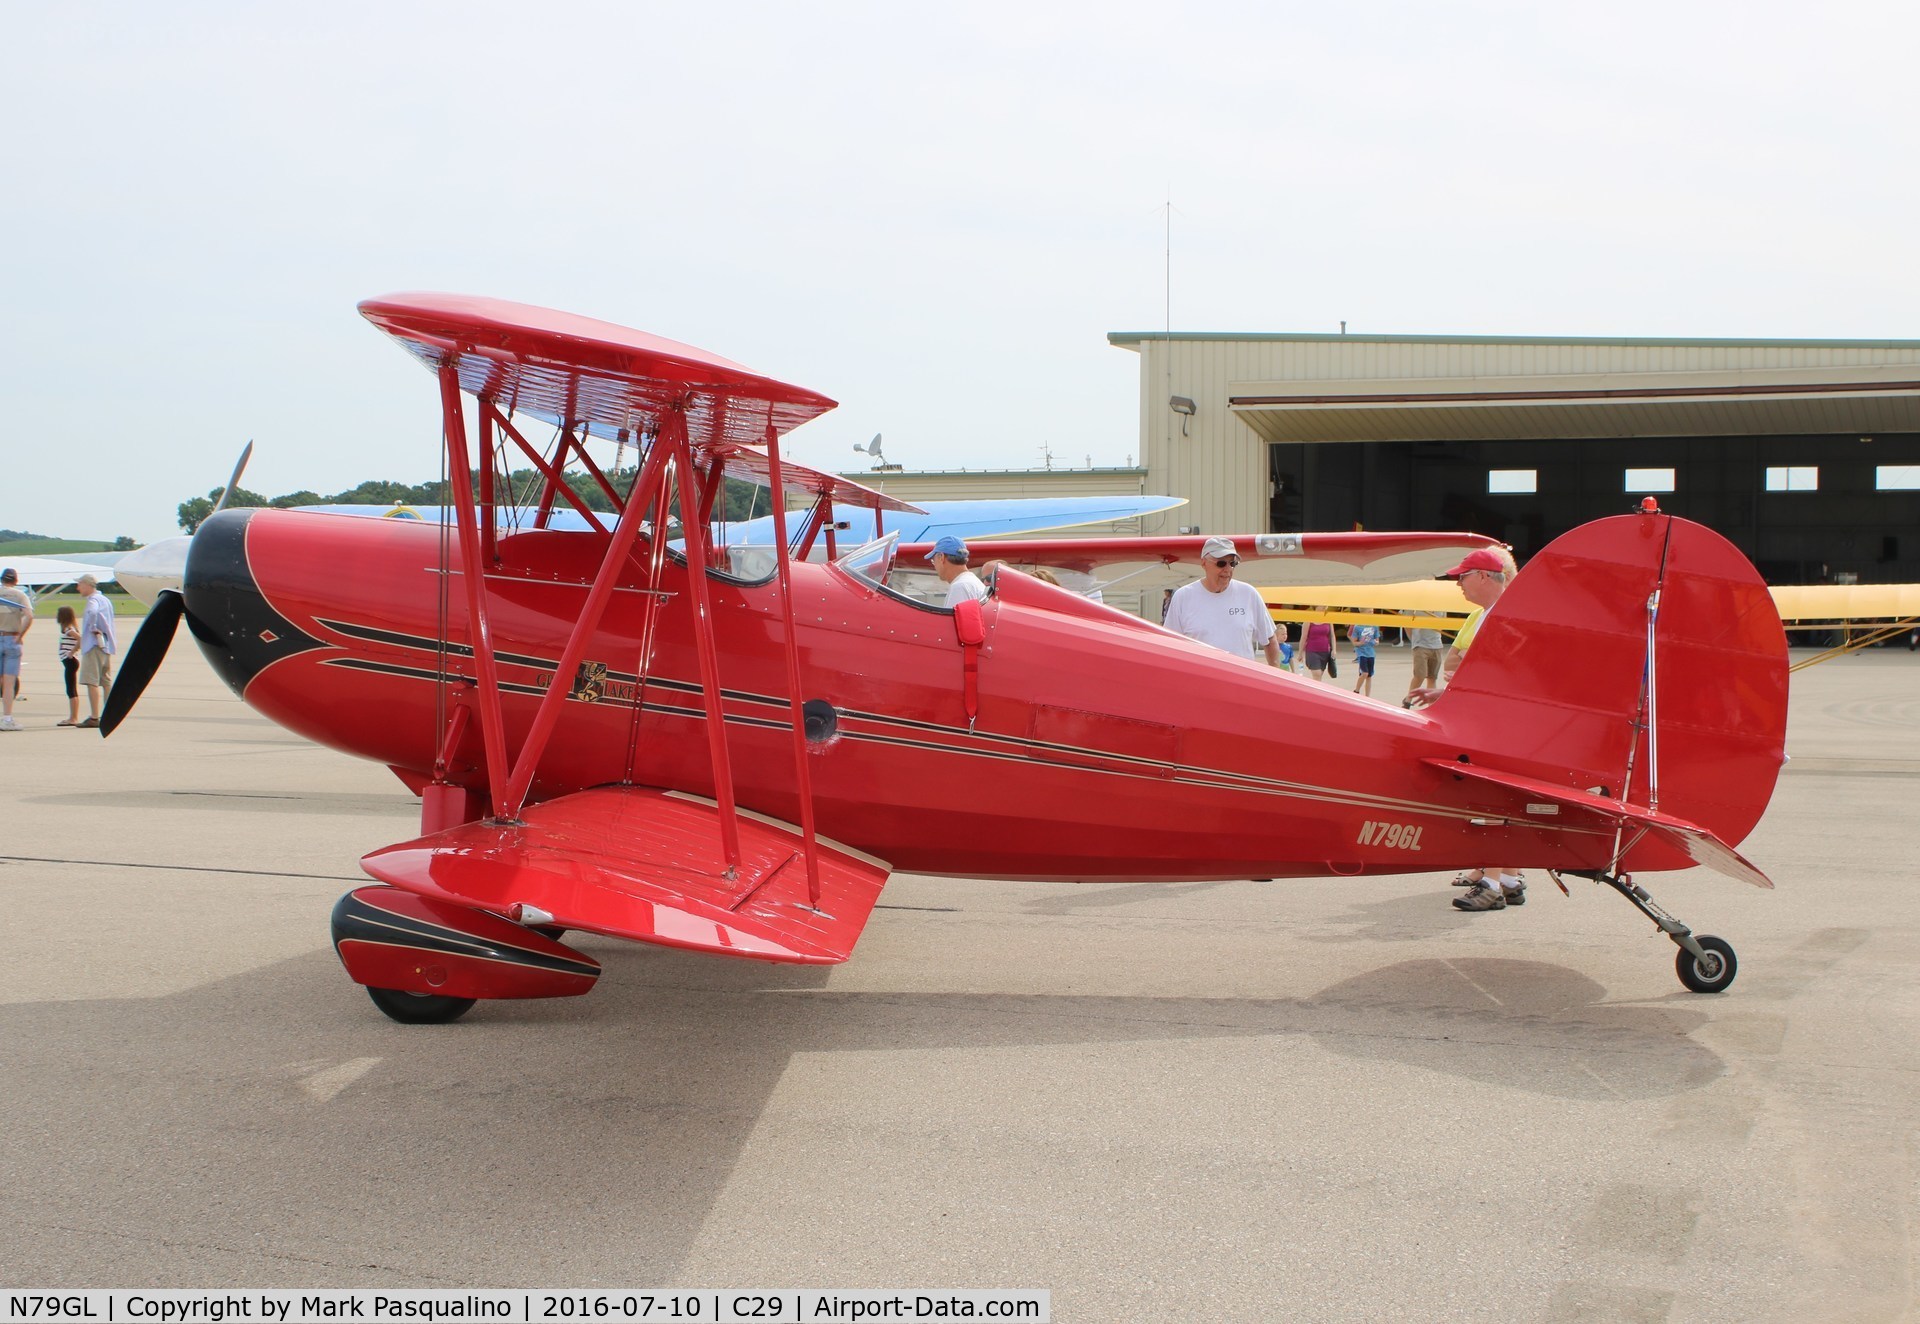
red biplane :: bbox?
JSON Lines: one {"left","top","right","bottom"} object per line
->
{"left": 104, "top": 294, "right": 1788, "bottom": 1021}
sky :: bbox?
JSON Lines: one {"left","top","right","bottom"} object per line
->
{"left": 3, "top": 0, "right": 1917, "bottom": 543}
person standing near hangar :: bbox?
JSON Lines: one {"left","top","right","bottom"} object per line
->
{"left": 1164, "top": 536, "right": 1282, "bottom": 666}
{"left": 1410, "top": 546, "right": 1527, "bottom": 911}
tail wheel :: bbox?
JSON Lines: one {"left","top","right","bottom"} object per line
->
{"left": 1676, "top": 935, "right": 1737, "bottom": 994}
{"left": 365, "top": 986, "right": 478, "bottom": 1024}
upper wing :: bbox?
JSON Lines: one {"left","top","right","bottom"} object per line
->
{"left": 1268, "top": 578, "right": 1920, "bottom": 632}
{"left": 361, "top": 786, "right": 894, "bottom": 965}
{"left": 1770, "top": 582, "right": 1920, "bottom": 624}
{"left": 898, "top": 530, "right": 1502, "bottom": 594}
{"left": 361, "top": 291, "right": 833, "bottom": 445}
{"left": 359, "top": 292, "right": 922, "bottom": 515}
{"left": 1262, "top": 578, "right": 1472, "bottom": 628}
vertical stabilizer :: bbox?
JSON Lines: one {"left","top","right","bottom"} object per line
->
{"left": 1435, "top": 511, "right": 1788, "bottom": 859}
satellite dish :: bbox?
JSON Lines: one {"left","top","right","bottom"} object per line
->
{"left": 852, "top": 434, "right": 888, "bottom": 467}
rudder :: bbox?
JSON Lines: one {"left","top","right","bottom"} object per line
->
{"left": 1436, "top": 510, "right": 1787, "bottom": 859}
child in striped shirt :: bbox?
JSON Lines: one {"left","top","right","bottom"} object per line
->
{"left": 56, "top": 606, "right": 80, "bottom": 727}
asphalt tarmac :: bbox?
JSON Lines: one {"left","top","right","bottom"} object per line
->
{"left": 1, "top": 643, "right": 1914, "bottom": 1322}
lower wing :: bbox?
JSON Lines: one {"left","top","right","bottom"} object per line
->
{"left": 362, "top": 786, "right": 894, "bottom": 964}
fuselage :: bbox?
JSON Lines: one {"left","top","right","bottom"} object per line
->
{"left": 181, "top": 507, "right": 1645, "bottom": 881}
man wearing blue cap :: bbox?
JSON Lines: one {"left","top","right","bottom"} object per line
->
{"left": 926, "top": 535, "right": 987, "bottom": 609}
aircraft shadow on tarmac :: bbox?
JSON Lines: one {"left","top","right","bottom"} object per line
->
{"left": 1304, "top": 887, "right": 1543, "bottom": 945}
{"left": 0, "top": 934, "right": 1722, "bottom": 1285}
{"left": 27, "top": 789, "right": 421, "bottom": 819}
{"left": 1016, "top": 880, "right": 1234, "bottom": 915}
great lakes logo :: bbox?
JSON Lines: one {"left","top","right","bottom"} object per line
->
{"left": 527, "top": 660, "right": 639, "bottom": 705}
{"left": 571, "top": 661, "right": 609, "bottom": 703}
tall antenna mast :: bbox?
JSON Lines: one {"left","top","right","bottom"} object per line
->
{"left": 1164, "top": 191, "right": 1174, "bottom": 460}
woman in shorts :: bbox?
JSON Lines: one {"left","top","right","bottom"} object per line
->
{"left": 1302, "top": 620, "right": 1335, "bottom": 681}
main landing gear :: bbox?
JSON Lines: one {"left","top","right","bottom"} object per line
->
{"left": 330, "top": 886, "right": 603, "bottom": 1024}
{"left": 1551, "top": 869, "right": 1738, "bottom": 994}
{"left": 364, "top": 987, "right": 479, "bottom": 1024}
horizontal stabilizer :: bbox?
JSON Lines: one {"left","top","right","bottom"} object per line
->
{"left": 1422, "top": 759, "right": 1774, "bottom": 890}
{"left": 362, "top": 787, "right": 894, "bottom": 964}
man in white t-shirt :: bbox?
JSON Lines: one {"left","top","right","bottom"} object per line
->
{"left": 926, "top": 535, "right": 987, "bottom": 609}
{"left": 1163, "top": 536, "right": 1280, "bottom": 666}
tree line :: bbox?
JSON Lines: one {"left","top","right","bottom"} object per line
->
{"left": 3, "top": 528, "right": 139, "bottom": 551}
{"left": 178, "top": 470, "right": 773, "bottom": 533}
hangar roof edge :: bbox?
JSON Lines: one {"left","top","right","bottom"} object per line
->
{"left": 1107, "top": 331, "right": 1920, "bottom": 350}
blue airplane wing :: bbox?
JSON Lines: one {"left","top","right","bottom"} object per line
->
{"left": 713, "top": 494, "right": 1187, "bottom": 547}
{"left": 299, "top": 494, "right": 1186, "bottom": 547}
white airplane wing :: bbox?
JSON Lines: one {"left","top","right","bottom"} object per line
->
{"left": 1, "top": 553, "right": 119, "bottom": 590}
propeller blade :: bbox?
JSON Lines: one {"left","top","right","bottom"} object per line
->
{"left": 100, "top": 589, "right": 185, "bottom": 737}
{"left": 209, "top": 440, "right": 255, "bottom": 516}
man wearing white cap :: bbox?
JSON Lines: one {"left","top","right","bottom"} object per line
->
{"left": 75, "top": 574, "right": 117, "bottom": 729}
{"left": 926, "top": 535, "right": 987, "bottom": 609}
{"left": 1162, "top": 536, "right": 1280, "bottom": 666}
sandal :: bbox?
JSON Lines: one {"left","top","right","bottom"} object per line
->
{"left": 1450, "top": 871, "right": 1485, "bottom": 887}
{"left": 77, "top": 717, "right": 99, "bottom": 729}
{"left": 55, "top": 719, "right": 76, "bottom": 727}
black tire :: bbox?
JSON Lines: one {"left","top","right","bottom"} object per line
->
{"left": 1676, "top": 935, "right": 1737, "bottom": 994}
{"left": 365, "top": 986, "right": 477, "bottom": 1024}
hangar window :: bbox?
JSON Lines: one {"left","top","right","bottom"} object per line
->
{"left": 1876, "top": 466, "right": 1920, "bottom": 490}
{"left": 1487, "top": 469, "right": 1537, "bottom": 494}
{"left": 1624, "top": 468, "right": 1675, "bottom": 493}
{"left": 1765, "top": 466, "right": 1819, "bottom": 492}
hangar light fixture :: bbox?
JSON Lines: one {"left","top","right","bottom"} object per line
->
{"left": 1169, "top": 395, "right": 1197, "bottom": 438}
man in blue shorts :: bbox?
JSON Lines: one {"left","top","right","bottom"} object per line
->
{"left": 0, "top": 567, "right": 32, "bottom": 731}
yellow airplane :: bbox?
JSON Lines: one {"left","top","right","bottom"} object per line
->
{"left": 1263, "top": 581, "right": 1920, "bottom": 673}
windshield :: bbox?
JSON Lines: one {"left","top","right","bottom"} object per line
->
{"left": 834, "top": 531, "right": 900, "bottom": 589}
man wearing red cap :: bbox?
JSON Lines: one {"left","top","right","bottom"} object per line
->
{"left": 1439, "top": 547, "right": 1510, "bottom": 685}
{"left": 1412, "top": 546, "right": 1526, "bottom": 911}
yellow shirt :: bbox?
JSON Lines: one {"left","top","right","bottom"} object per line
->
{"left": 1452, "top": 606, "right": 1486, "bottom": 654}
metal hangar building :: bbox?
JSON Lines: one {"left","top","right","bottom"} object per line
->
{"left": 1109, "top": 331, "right": 1920, "bottom": 584}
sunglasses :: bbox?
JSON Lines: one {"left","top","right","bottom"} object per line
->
{"left": 1213, "top": 557, "right": 1240, "bottom": 568}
